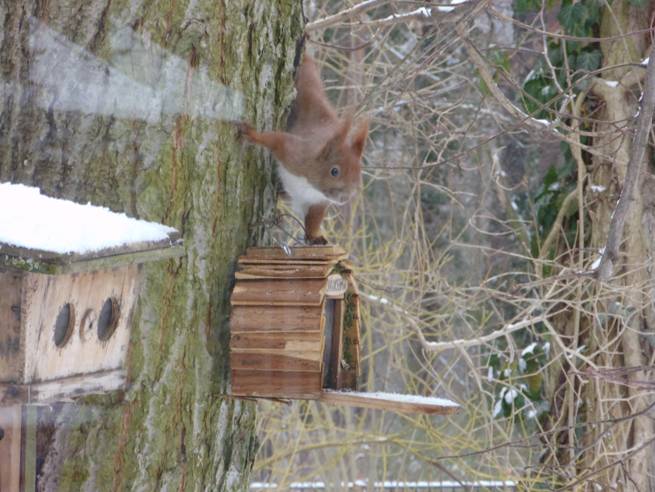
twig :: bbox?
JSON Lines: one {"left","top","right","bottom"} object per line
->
{"left": 306, "top": 1, "right": 481, "bottom": 32}
{"left": 416, "top": 315, "right": 549, "bottom": 353}
{"left": 340, "top": 4, "right": 474, "bottom": 29}
{"left": 455, "top": 22, "right": 561, "bottom": 135}
{"left": 554, "top": 435, "right": 655, "bottom": 491}
{"left": 454, "top": 21, "right": 640, "bottom": 167}
{"left": 488, "top": 7, "right": 654, "bottom": 44}
{"left": 305, "top": 0, "right": 388, "bottom": 32}
{"left": 538, "top": 189, "right": 577, "bottom": 265}
{"left": 597, "top": 44, "right": 655, "bottom": 281}
{"left": 307, "top": 36, "right": 375, "bottom": 52}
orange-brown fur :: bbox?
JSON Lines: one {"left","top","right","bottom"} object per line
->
{"left": 239, "top": 55, "right": 368, "bottom": 244}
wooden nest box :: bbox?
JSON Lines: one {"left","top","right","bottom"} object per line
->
{"left": 0, "top": 237, "right": 182, "bottom": 405}
{"left": 230, "top": 246, "right": 460, "bottom": 415}
{"left": 0, "top": 183, "right": 184, "bottom": 490}
{"left": 0, "top": 183, "right": 184, "bottom": 405}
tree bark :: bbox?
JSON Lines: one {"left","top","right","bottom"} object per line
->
{"left": 0, "top": 1, "right": 303, "bottom": 490}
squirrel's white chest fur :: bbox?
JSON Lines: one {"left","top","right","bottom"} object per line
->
{"left": 277, "top": 165, "right": 329, "bottom": 217}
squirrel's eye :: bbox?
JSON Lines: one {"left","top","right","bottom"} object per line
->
{"left": 330, "top": 167, "right": 340, "bottom": 177}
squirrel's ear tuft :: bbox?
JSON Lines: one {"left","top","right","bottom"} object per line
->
{"left": 338, "top": 117, "right": 352, "bottom": 140}
{"left": 350, "top": 119, "right": 369, "bottom": 157}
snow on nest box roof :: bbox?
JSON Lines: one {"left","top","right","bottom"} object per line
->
{"left": 0, "top": 182, "right": 183, "bottom": 274}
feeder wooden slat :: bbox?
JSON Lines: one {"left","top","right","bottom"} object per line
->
{"left": 231, "top": 348, "right": 322, "bottom": 359}
{"left": 235, "top": 264, "right": 333, "bottom": 280}
{"left": 229, "top": 247, "right": 357, "bottom": 400}
{"left": 244, "top": 246, "right": 346, "bottom": 260}
{"left": 237, "top": 258, "right": 332, "bottom": 267}
{"left": 230, "top": 306, "right": 323, "bottom": 332}
{"left": 230, "top": 279, "right": 325, "bottom": 306}
{"left": 231, "top": 352, "right": 322, "bottom": 372}
{"left": 232, "top": 370, "right": 322, "bottom": 399}
{"left": 230, "top": 331, "right": 321, "bottom": 350}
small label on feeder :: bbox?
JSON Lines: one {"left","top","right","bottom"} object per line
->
{"left": 326, "top": 274, "right": 348, "bottom": 298}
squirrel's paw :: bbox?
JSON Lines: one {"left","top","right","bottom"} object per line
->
{"left": 235, "top": 121, "right": 255, "bottom": 141}
{"left": 305, "top": 235, "right": 328, "bottom": 246}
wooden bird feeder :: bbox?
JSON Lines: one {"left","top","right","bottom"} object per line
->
{"left": 230, "top": 246, "right": 460, "bottom": 415}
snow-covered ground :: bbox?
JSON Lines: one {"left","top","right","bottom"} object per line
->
{"left": 0, "top": 182, "right": 176, "bottom": 255}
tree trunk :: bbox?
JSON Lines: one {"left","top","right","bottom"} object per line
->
{"left": 585, "top": 5, "right": 654, "bottom": 488}
{"left": 543, "top": 2, "right": 655, "bottom": 490}
{"left": 0, "top": 1, "right": 303, "bottom": 490}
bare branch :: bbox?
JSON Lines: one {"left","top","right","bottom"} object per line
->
{"left": 416, "top": 315, "right": 549, "bottom": 353}
{"left": 538, "top": 189, "right": 577, "bottom": 263}
{"left": 455, "top": 22, "right": 561, "bottom": 134}
{"left": 341, "top": 3, "right": 477, "bottom": 29}
{"left": 597, "top": 44, "right": 655, "bottom": 281}
{"left": 306, "top": 0, "right": 481, "bottom": 32}
{"left": 304, "top": 0, "right": 388, "bottom": 32}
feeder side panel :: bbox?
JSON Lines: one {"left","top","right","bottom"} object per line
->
{"left": 232, "top": 369, "right": 322, "bottom": 399}
{"left": 231, "top": 351, "right": 322, "bottom": 372}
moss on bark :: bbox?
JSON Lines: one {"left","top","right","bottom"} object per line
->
{"left": 0, "top": 1, "right": 303, "bottom": 490}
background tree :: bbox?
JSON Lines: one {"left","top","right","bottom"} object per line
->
{"left": 0, "top": 1, "right": 302, "bottom": 490}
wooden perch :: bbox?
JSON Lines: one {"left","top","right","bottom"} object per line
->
{"left": 321, "top": 390, "right": 460, "bottom": 415}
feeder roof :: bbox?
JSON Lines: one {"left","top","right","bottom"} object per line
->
{"left": 0, "top": 182, "right": 183, "bottom": 274}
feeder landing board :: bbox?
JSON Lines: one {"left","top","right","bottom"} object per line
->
{"left": 229, "top": 246, "right": 460, "bottom": 415}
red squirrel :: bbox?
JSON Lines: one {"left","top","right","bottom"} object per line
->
{"left": 238, "top": 55, "right": 368, "bottom": 244}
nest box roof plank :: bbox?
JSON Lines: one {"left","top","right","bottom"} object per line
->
{"left": 0, "top": 182, "right": 183, "bottom": 274}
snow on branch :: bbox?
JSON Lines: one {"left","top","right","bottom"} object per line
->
{"left": 415, "top": 315, "right": 550, "bottom": 353}
{"left": 364, "top": 292, "right": 548, "bottom": 354}
{"left": 305, "top": 0, "right": 476, "bottom": 32}
{"left": 305, "top": 0, "right": 388, "bottom": 32}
